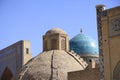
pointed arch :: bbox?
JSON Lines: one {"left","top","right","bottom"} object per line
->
{"left": 1, "top": 67, "right": 13, "bottom": 80}
{"left": 61, "top": 37, "right": 66, "bottom": 50}
{"left": 113, "top": 61, "right": 120, "bottom": 80}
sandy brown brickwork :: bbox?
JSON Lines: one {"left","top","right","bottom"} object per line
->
{"left": 97, "top": 5, "right": 120, "bottom": 80}
{"left": 68, "top": 68, "right": 100, "bottom": 80}
{"left": 0, "top": 40, "right": 32, "bottom": 79}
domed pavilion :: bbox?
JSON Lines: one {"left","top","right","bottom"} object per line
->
{"left": 17, "top": 28, "right": 87, "bottom": 80}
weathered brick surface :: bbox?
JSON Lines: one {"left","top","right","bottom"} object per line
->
{"left": 68, "top": 68, "right": 100, "bottom": 80}
{"left": 17, "top": 50, "right": 87, "bottom": 80}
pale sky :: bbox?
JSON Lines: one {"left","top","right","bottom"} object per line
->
{"left": 0, "top": 0, "right": 120, "bottom": 56}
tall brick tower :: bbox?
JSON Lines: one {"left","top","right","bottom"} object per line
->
{"left": 96, "top": 5, "right": 120, "bottom": 80}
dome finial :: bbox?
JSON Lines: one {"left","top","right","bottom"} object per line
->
{"left": 80, "top": 28, "right": 82, "bottom": 33}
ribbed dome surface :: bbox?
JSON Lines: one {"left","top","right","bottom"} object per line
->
{"left": 45, "top": 28, "right": 66, "bottom": 35}
{"left": 18, "top": 50, "right": 87, "bottom": 80}
{"left": 70, "top": 33, "right": 98, "bottom": 56}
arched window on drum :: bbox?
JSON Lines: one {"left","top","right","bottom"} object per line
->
{"left": 61, "top": 37, "right": 66, "bottom": 50}
{"left": 51, "top": 39, "right": 57, "bottom": 50}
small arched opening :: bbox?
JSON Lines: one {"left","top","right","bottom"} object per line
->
{"left": 1, "top": 67, "right": 13, "bottom": 80}
{"left": 51, "top": 39, "right": 57, "bottom": 50}
{"left": 61, "top": 38, "right": 66, "bottom": 50}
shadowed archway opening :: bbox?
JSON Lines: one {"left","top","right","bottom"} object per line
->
{"left": 1, "top": 67, "right": 13, "bottom": 80}
{"left": 113, "top": 61, "right": 120, "bottom": 80}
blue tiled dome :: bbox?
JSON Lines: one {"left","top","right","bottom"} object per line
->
{"left": 70, "top": 33, "right": 99, "bottom": 56}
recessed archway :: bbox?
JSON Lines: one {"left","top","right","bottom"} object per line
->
{"left": 113, "top": 61, "right": 120, "bottom": 80}
{"left": 1, "top": 67, "right": 13, "bottom": 80}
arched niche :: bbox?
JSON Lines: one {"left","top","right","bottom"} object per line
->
{"left": 61, "top": 37, "right": 66, "bottom": 50}
{"left": 1, "top": 67, "right": 13, "bottom": 80}
{"left": 113, "top": 61, "right": 120, "bottom": 80}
